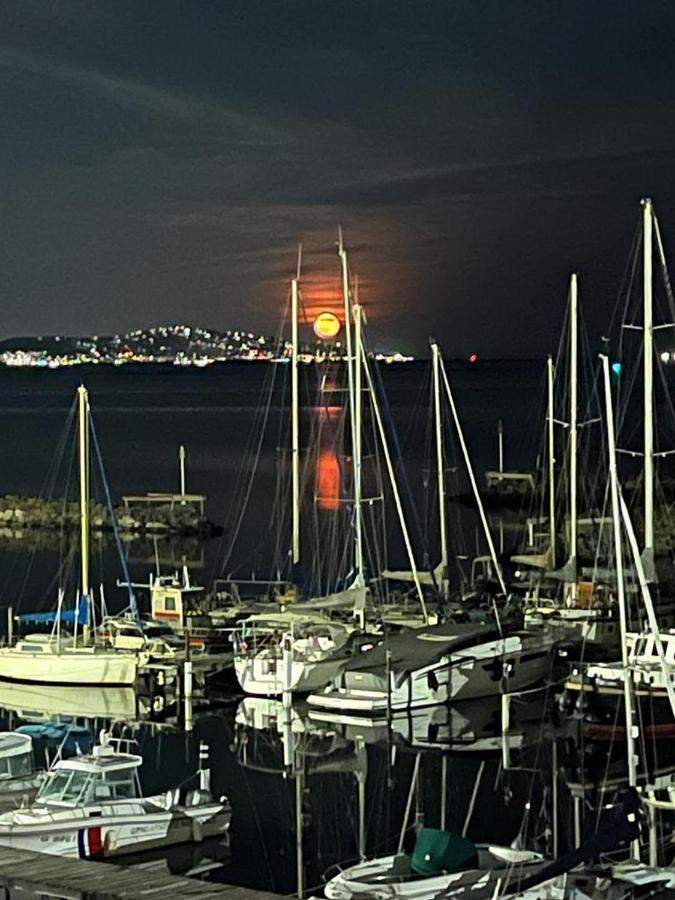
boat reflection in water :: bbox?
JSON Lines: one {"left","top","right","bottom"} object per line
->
{"left": 0, "top": 683, "right": 144, "bottom": 724}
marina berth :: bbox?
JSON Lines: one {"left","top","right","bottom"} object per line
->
{"left": 307, "top": 622, "right": 555, "bottom": 714}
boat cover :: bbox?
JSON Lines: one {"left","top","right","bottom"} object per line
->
{"left": 344, "top": 623, "right": 503, "bottom": 678}
{"left": 411, "top": 828, "right": 478, "bottom": 875}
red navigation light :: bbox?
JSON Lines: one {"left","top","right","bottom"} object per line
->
{"left": 469, "top": 352, "right": 479, "bottom": 364}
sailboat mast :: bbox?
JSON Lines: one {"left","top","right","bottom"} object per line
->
{"left": 352, "top": 289, "right": 365, "bottom": 586}
{"left": 547, "top": 355, "right": 556, "bottom": 569}
{"left": 601, "top": 356, "right": 639, "bottom": 831}
{"left": 291, "top": 275, "right": 301, "bottom": 567}
{"left": 338, "top": 230, "right": 361, "bottom": 581}
{"left": 431, "top": 342, "right": 449, "bottom": 595}
{"left": 643, "top": 198, "right": 655, "bottom": 577}
{"left": 568, "top": 273, "right": 578, "bottom": 593}
{"left": 78, "top": 385, "right": 90, "bottom": 641}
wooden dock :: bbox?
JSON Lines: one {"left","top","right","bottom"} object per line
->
{"left": 0, "top": 845, "right": 287, "bottom": 899}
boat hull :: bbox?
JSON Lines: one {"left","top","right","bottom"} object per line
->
{"left": 234, "top": 652, "right": 347, "bottom": 696}
{"left": 324, "top": 846, "right": 543, "bottom": 900}
{"left": 308, "top": 636, "right": 554, "bottom": 714}
{"left": 0, "top": 802, "right": 230, "bottom": 859}
{"left": 0, "top": 648, "right": 140, "bottom": 686}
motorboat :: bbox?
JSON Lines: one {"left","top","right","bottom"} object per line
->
{"left": 0, "top": 731, "right": 230, "bottom": 858}
{"left": 323, "top": 827, "right": 543, "bottom": 900}
{"left": 308, "top": 622, "right": 555, "bottom": 714}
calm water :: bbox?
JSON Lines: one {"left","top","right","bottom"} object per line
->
{"left": 0, "top": 361, "right": 634, "bottom": 891}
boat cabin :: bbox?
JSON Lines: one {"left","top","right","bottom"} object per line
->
{"left": 0, "top": 734, "right": 33, "bottom": 781}
{"left": 150, "top": 571, "right": 204, "bottom": 630}
{"left": 36, "top": 746, "right": 142, "bottom": 807}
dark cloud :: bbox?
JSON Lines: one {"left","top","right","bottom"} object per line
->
{"left": 2, "top": 1, "right": 675, "bottom": 354}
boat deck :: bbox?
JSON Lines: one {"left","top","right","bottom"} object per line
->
{"left": 0, "top": 845, "right": 285, "bottom": 899}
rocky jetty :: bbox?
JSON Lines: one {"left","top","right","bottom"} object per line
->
{"left": 0, "top": 495, "right": 216, "bottom": 537}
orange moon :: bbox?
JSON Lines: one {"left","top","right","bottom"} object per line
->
{"left": 313, "top": 311, "right": 341, "bottom": 340}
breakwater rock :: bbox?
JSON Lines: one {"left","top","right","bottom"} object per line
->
{"left": 0, "top": 495, "right": 217, "bottom": 537}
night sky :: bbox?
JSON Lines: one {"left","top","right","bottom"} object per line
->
{"left": 3, "top": 1, "right": 675, "bottom": 356}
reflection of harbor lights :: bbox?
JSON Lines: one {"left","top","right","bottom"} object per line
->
{"left": 313, "top": 312, "right": 341, "bottom": 340}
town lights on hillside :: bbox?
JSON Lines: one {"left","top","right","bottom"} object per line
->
{"left": 313, "top": 311, "right": 341, "bottom": 340}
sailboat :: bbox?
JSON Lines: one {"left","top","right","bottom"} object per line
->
{"left": 234, "top": 237, "right": 432, "bottom": 697}
{"left": 0, "top": 386, "right": 148, "bottom": 686}
{"left": 518, "top": 274, "right": 620, "bottom": 650}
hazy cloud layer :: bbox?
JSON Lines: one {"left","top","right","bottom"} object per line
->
{"left": 2, "top": 1, "right": 675, "bottom": 354}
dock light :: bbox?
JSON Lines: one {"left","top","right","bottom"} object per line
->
{"left": 469, "top": 352, "right": 479, "bottom": 364}
{"left": 611, "top": 362, "right": 622, "bottom": 377}
{"left": 661, "top": 351, "right": 671, "bottom": 363}
{"left": 313, "top": 312, "right": 341, "bottom": 341}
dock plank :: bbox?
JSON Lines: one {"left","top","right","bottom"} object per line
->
{"left": 0, "top": 846, "right": 287, "bottom": 899}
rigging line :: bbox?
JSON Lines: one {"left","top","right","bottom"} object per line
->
{"left": 88, "top": 413, "right": 141, "bottom": 631}
{"left": 653, "top": 212, "right": 675, "bottom": 324}
{"left": 372, "top": 357, "right": 436, "bottom": 588}
{"left": 218, "top": 360, "right": 281, "bottom": 577}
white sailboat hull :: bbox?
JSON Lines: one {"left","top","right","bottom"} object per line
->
{"left": 0, "top": 647, "right": 140, "bottom": 686}
{"left": 234, "top": 652, "right": 346, "bottom": 696}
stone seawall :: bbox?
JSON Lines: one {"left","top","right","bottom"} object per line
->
{"left": 0, "top": 495, "right": 216, "bottom": 536}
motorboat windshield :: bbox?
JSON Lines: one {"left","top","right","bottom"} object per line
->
{"left": 36, "top": 758, "right": 140, "bottom": 807}
{"left": 37, "top": 769, "right": 96, "bottom": 805}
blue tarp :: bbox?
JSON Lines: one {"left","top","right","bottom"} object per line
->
{"left": 18, "top": 595, "right": 89, "bottom": 626}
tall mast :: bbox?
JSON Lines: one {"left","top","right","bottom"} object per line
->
{"left": 78, "top": 385, "right": 90, "bottom": 641}
{"left": 547, "top": 355, "right": 556, "bottom": 569}
{"left": 291, "top": 273, "right": 300, "bottom": 568}
{"left": 431, "top": 342, "right": 449, "bottom": 597}
{"left": 643, "top": 198, "right": 655, "bottom": 579}
{"left": 568, "top": 273, "right": 578, "bottom": 593}
{"left": 338, "top": 229, "right": 361, "bottom": 582}
{"left": 601, "top": 355, "right": 639, "bottom": 856}
{"left": 352, "top": 283, "right": 365, "bottom": 586}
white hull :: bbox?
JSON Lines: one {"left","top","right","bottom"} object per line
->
{"left": 524, "top": 608, "right": 618, "bottom": 646}
{"left": 0, "top": 682, "right": 139, "bottom": 721}
{"left": 325, "top": 846, "right": 542, "bottom": 900}
{"left": 235, "top": 652, "right": 347, "bottom": 696}
{"left": 309, "top": 636, "right": 553, "bottom": 714}
{"left": 0, "top": 647, "right": 140, "bottom": 686}
{"left": 0, "top": 800, "right": 230, "bottom": 859}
